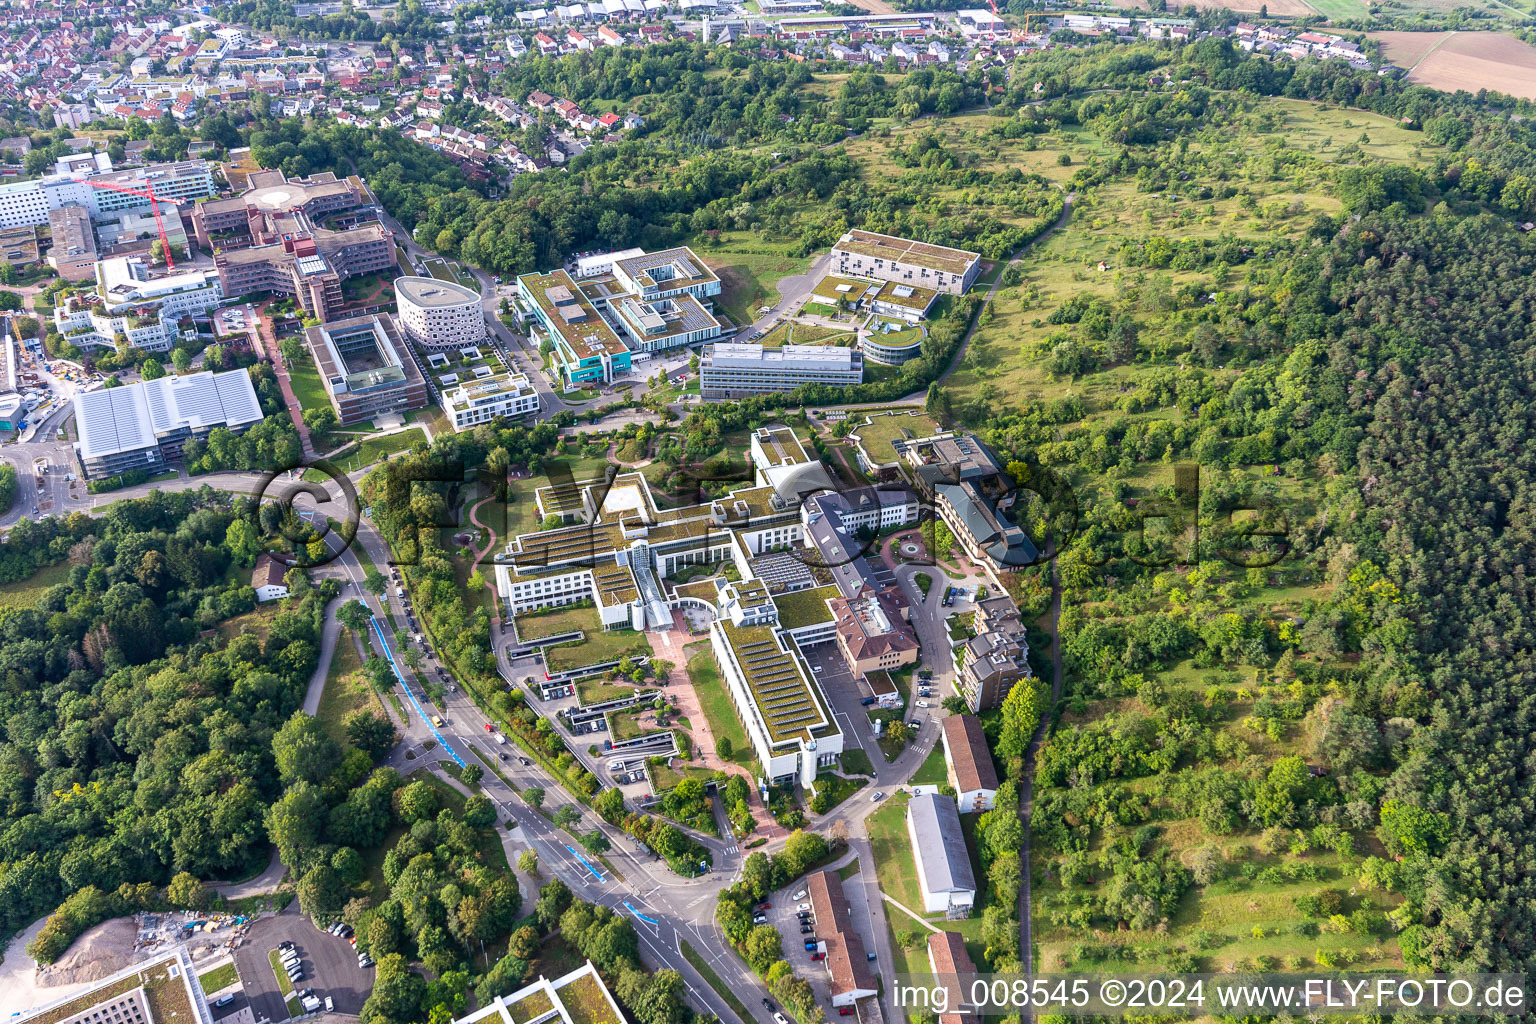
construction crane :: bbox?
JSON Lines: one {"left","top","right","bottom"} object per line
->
{"left": 72, "top": 176, "right": 177, "bottom": 270}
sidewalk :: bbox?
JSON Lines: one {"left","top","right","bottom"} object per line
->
{"left": 647, "top": 611, "right": 785, "bottom": 841}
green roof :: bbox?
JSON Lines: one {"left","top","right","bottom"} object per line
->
{"left": 773, "top": 585, "right": 839, "bottom": 630}
{"left": 720, "top": 620, "right": 836, "bottom": 744}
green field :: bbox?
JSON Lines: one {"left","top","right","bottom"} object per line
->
{"left": 196, "top": 963, "right": 237, "bottom": 995}
{"left": 866, "top": 791, "right": 925, "bottom": 914}
{"left": 287, "top": 354, "right": 330, "bottom": 412}
{"left": 693, "top": 234, "right": 811, "bottom": 328}
{"left": 908, "top": 742, "right": 949, "bottom": 787}
{"left": 544, "top": 628, "right": 648, "bottom": 674}
{"left": 316, "top": 631, "right": 386, "bottom": 744}
{"left": 685, "top": 647, "right": 751, "bottom": 765}
{"left": 332, "top": 429, "right": 429, "bottom": 473}
{"left": 0, "top": 562, "right": 71, "bottom": 611}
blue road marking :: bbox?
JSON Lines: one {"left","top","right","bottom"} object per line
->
{"left": 370, "top": 615, "right": 465, "bottom": 769}
{"left": 565, "top": 844, "right": 607, "bottom": 881}
{"left": 623, "top": 901, "right": 660, "bottom": 926}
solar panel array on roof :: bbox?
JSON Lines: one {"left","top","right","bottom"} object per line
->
{"left": 74, "top": 370, "right": 262, "bottom": 461}
{"left": 75, "top": 384, "right": 155, "bottom": 460}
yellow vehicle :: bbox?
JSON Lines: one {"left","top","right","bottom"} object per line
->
{"left": 431, "top": 715, "right": 444, "bottom": 728}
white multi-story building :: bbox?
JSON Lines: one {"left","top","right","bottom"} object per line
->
{"left": 442, "top": 371, "right": 540, "bottom": 430}
{"left": 0, "top": 160, "right": 217, "bottom": 230}
{"left": 709, "top": 612, "right": 844, "bottom": 787}
{"left": 699, "top": 343, "right": 863, "bottom": 400}
{"left": 54, "top": 257, "right": 222, "bottom": 352}
{"left": 830, "top": 229, "right": 981, "bottom": 296}
{"left": 395, "top": 275, "right": 487, "bottom": 350}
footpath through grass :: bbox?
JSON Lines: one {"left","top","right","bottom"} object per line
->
{"left": 686, "top": 648, "right": 751, "bottom": 764}
{"left": 866, "top": 791, "right": 925, "bottom": 913}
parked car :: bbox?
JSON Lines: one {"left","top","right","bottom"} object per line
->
{"left": 810, "top": 952, "right": 826, "bottom": 962}
{"left": 755, "top": 901, "right": 771, "bottom": 911}
{"left": 752, "top": 915, "right": 767, "bottom": 925}
{"left": 839, "top": 1008, "right": 855, "bottom": 1016}
{"left": 796, "top": 903, "right": 810, "bottom": 912}
{"left": 800, "top": 926, "right": 813, "bottom": 935}
{"left": 916, "top": 700, "right": 929, "bottom": 708}
{"left": 791, "top": 889, "right": 807, "bottom": 900}
{"left": 870, "top": 791, "right": 885, "bottom": 802}
{"left": 803, "top": 941, "right": 817, "bottom": 952}
{"left": 859, "top": 696, "right": 877, "bottom": 706}
{"left": 763, "top": 1000, "right": 776, "bottom": 1012}
{"left": 774, "top": 1014, "right": 790, "bottom": 1024}
{"left": 213, "top": 995, "right": 236, "bottom": 1008}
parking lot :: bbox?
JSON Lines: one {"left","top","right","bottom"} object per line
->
{"left": 797, "top": 642, "right": 887, "bottom": 765}
{"left": 230, "top": 904, "right": 375, "bottom": 1021}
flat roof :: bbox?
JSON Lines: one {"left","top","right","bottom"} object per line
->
{"left": 613, "top": 245, "right": 718, "bottom": 290}
{"left": 75, "top": 369, "right": 262, "bottom": 460}
{"left": 519, "top": 268, "right": 628, "bottom": 363}
{"left": 833, "top": 229, "right": 980, "bottom": 276}
{"left": 719, "top": 620, "right": 836, "bottom": 745}
{"left": 616, "top": 293, "right": 719, "bottom": 341}
{"left": 705, "top": 343, "right": 858, "bottom": 370}
{"left": 397, "top": 274, "right": 480, "bottom": 307}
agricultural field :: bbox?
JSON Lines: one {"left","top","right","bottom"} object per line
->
{"left": 1373, "top": 31, "right": 1536, "bottom": 99}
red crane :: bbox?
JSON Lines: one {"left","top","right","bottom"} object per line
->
{"left": 73, "top": 176, "right": 177, "bottom": 270}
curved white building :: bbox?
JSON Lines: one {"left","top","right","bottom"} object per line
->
{"left": 395, "top": 275, "right": 485, "bottom": 350}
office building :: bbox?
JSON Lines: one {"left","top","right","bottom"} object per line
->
{"left": 830, "top": 588, "right": 918, "bottom": 675}
{"left": 515, "top": 247, "right": 721, "bottom": 383}
{"left": 905, "top": 792, "right": 977, "bottom": 917}
{"left": 73, "top": 368, "right": 262, "bottom": 478}
{"left": 940, "top": 714, "right": 999, "bottom": 812}
{"left": 610, "top": 246, "right": 721, "bottom": 304}
{"left": 0, "top": 160, "right": 215, "bottom": 231}
{"left": 46, "top": 205, "right": 98, "bottom": 281}
{"left": 710, "top": 616, "right": 843, "bottom": 787}
{"left": 612, "top": 292, "right": 721, "bottom": 352}
{"left": 699, "top": 343, "right": 862, "bottom": 400}
{"left": 304, "top": 313, "right": 428, "bottom": 425}
{"left": 805, "top": 870, "right": 878, "bottom": 1007}
{"left": 204, "top": 170, "right": 394, "bottom": 323}
{"left": 830, "top": 229, "right": 981, "bottom": 296}
{"left": 15, "top": 949, "right": 209, "bottom": 1024}
{"left": 442, "top": 371, "right": 540, "bottom": 430}
{"left": 54, "top": 256, "right": 223, "bottom": 353}
{"left": 517, "top": 268, "right": 631, "bottom": 385}
{"left": 906, "top": 432, "right": 1039, "bottom": 572}
{"left": 396, "top": 275, "right": 486, "bottom": 350}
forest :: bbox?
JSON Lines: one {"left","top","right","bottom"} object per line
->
{"left": 0, "top": 492, "right": 332, "bottom": 950}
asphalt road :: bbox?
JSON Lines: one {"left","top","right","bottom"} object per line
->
{"left": 234, "top": 904, "right": 376, "bottom": 1020}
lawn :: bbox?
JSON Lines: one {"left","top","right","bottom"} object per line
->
{"left": 544, "top": 627, "right": 648, "bottom": 674}
{"left": 197, "top": 963, "right": 238, "bottom": 994}
{"left": 811, "top": 771, "right": 867, "bottom": 813}
{"left": 686, "top": 647, "right": 751, "bottom": 764}
{"left": 908, "top": 742, "right": 949, "bottom": 787}
{"left": 333, "top": 429, "right": 429, "bottom": 473}
{"left": 841, "top": 748, "right": 876, "bottom": 777}
{"left": 866, "top": 791, "right": 925, "bottom": 913}
{"left": 695, "top": 233, "right": 811, "bottom": 328}
{"left": 287, "top": 354, "right": 330, "bottom": 412}
{"left": 514, "top": 602, "right": 601, "bottom": 642}
{"left": 316, "top": 633, "right": 386, "bottom": 744}
{"left": 851, "top": 411, "right": 940, "bottom": 462}
{"left": 0, "top": 561, "right": 70, "bottom": 611}
{"left": 577, "top": 677, "right": 648, "bottom": 704}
